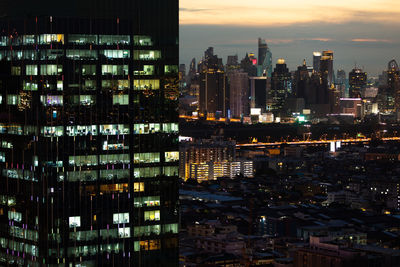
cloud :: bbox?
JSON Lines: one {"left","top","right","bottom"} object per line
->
{"left": 351, "top": 38, "right": 392, "bottom": 43}
{"left": 179, "top": 7, "right": 213, "bottom": 13}
{"left": 180, "top": 0, "right": 400, "bottom": 26}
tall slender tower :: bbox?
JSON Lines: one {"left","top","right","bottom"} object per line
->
{"left": 320, "top": 50, "right": 334, "bottom": 86}
{"left": 0, "top": 0, "right": 179, "bottom": 266}
{"left": 313, "top": 52, "right": 321, "bottom": 73}
{"left": 257, "top": 38, "right": 272, "bottom": 78}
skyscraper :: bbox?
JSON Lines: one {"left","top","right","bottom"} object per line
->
{"left": 199, "top": 70, "right": 229, "bottom": 118}
{"left": 228, "top": 70, "right": 249, "bottom": 118}
{"left": 387, "top": 60, "right": 400, "bottom": 112}
{"left": 270, "top": 59, "right": 292, "bottom": 112}
{"left": 349, "top": 68, "right": 367, "bottom": 98}
{"left": 313, "top": 52, "right": 321, "bottom": 73}
{"left": 0, "top": 0, "right": 179, "bottom": 266}
{"left": 320, "top": 50, "right": 334, "bottom": 86}
{"left": 336, "top": 69, "right": 347, "bottom": 97}
{"left": 257, "top": 38, "right": 272, "bottom": 77}
{"left": 249, "top": 77, "right": 268, "bottom": 111}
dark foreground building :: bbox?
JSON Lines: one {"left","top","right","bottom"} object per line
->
{"left": 0, "top": 0, "right": 179, "bottom": 266}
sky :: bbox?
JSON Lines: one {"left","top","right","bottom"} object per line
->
{"left": 180, "top": 0, "right": 400, "bottom": 76}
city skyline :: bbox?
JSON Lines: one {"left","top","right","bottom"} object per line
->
{"left": 180, "top": 0, "right": 400, "bottom": 75}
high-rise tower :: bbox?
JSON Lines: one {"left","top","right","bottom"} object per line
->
{"left": 320, "top": 50, "right": 334, "bottom": 86}
{"left": 257, "top": 38, "right": 272, "bottom": 77}
{"left": 349, "top": 68, "right": 367, "bottom": 98}
{"left": 0, "top": 0, "right": 179, "bottom": 266}
{"left": 313, "top": 52, "right": 321, "bottom": 73}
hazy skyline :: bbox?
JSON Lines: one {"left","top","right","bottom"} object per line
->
{"left": 180, "top": 0, "right": 400, "bottom": 76}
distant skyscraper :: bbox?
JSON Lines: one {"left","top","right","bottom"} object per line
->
{"left": 189, "top": 57, "right": 197, "bottom": 80}
{"left": 199, "top": 50, "right": 229, "bottom": 118}
{"left": 387, "top": 60, "right": 400, "bottom": 112}
{"left": 227, "top": 55, "right": 239, "bottom": 67}
{"left": 313, "top": 52, "right": 321, "bottom": 73}
{"left": 257, "top": 38, "right": 272, "bottom": 77}
{"left": 293, "top": 60, "right": 310, "bottom": 99}
{"left": 228, "top": 70, "right": 249, "bottom": 118}
{"left": 349, "top": 68, "right": 367, "bottom": 98}
{"left": 205, "top": 47, "right": 214, "bottom": 60}
{"left": 320, "top": 50, "right": 334, "bottom": 86}
{"left": 249, "top": 77, "right": 268, "bottom": 111}
{"left": 240, "top": 53, "right": 257, "bottom": 77}
{"left": 180, "top": 64, "right": 187, "bottom": 77}
{"left": 336, "top": 69, "right": 347, "bottom": 97}
{"left": 0, "top": 0, "right": 179, "bottom": 266}
{"left": 270, "top": 59, "right": 292, "bottom": 112}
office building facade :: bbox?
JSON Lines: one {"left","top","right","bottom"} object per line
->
{"left": 0, "top": 0, "right": 179, "bottom": 266}
{"left": 349, "top": 68, "right": 367, "bottom": 98}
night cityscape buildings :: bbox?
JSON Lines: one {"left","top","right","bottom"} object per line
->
{"left": 349, "top": 68, "right": 367, "bottom": 98}
{"left": 0, "top": 0, "right": 179, "bottom": 266}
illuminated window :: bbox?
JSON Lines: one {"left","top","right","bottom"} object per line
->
{"left": 102, "top": 79, "right": 130, "bottom": 90}
{"left": 133, "top": 79, "right": 160, "bottom": 90}
{"left": 23, "top": 35, "right": 36, "bottom": 44}
{"left": 134, "top": 167, "right": 161, "bottom": 178}
{"left": 100, "top": 50, "right": 130, "bottom": 59}
{"left": 144, "top": 210, "right": 160, "bottom": 221}
{"left": 139, "top": 240, "right": 161, "bottom": 251}
{"left": 134, "top": 36, "right": 153, "bottom": 46}
{"left": 99, "top": 154, "right": 130, "bottom": 165}
{"left": 133, "top": 123, "right": 160, "bottom": 134}
{"left": 101, "top": 65, "right": 129, "bottom": 76}
{"left": 41, "top": 126, "right": 63, "bottom": 137}
{"left": 66, "top": 125, "right": 97, "bottom": 136}
{"left": 118, "top": 227, "right": 131, "bottom": 238}
{"left": 23, "top": 50, "right": 38, "bottom": 60}
{"left": 100, "top": 124, "right": 129, "bottom": 135}
{"left": 69, "top": 216, "right": 81, "bottom": 228}
{"left": 39, "top": 49, "right": 64, "bottom": 60}
{"left": 134, "top": 196, "right": 160, "bottom": 207}
{"left": 23, "top": 81, "right": 38, "bottom": 91}
{"left": 134, "top": 182, "right": 145, "bottom": 192}
{"left": 69, "top": 155, "right": 98, "bottom": 166}
{"left": 79, "top": 95, "right": 96, "bottom": 106}
{"left": 66, "top": 50, "right": 98, "bottom": 60}
{"left": 68, "top": 34, "right": 98, "bottom": 44}
{"left": 134, "top": 225, "right": 161, "bottom": 237}
{"left": 11, "top": 66, "right": 21, "bottom": 76}
{"left": 100, "top": 169, "right": 130, "bottom": 180}
{"left": 0, "top": 36, "right": 8, "bottom": 46}
{"left": 163, "top": 223, "right": 179, "bottom": 234}
{"left": 113, "top": 94, "right": 129, "bottom": 105}
{"left": 134, "top": 153, "right": 160, "bottom": 164}
{"left": 134, "top": 65, "right": 155, "bottom": 75}
{"left": 0, "top": 152, "right": 4, "bottom": 162}
{"left": 164, "top": 65, "right": 178, "bottom": 75}
{"left": 165, "top": 151, "right": 179, "bottom": 162}
{"left": 67, "top": 170, "right": 98, "bottom": 182}
{"left": 163, "top": 166, "right": 179, "bottom": 177}
{"left": 7, "top": 95, "right": 20, "bottom": 105}
{"left": 40, "top": 64, "right": 62, "bottom": 75}
{"left": 134, "top": 50, "right": 161, "bottom": 60}
{"left": 40, "top": 95, "right": 63, "bottom": 106}
{"left": 83, "top": 80, "right": 96, "bottom": 90}
{"left": 11, "top": 50, "right": 23, "bottom": 60}
{"left": 99, "top": 183, "right": 129, "bottom": 194}
{"left": 57, "top": 80, "right": 63, "bottom": 91}
{"left": 82, "top": 65, "right": 96, "bottom": 76}
{"left": 8, "top": 210, "right": 22, "bottom": 222}
{"left": 39, "top": 34, "right": 64, "bottom": 44}
{"left": 162, "top": 123, "right": 179, "bottom": 133}
{"left": 99, "top": 35, "right": 130, "bottom": 45}
{"left": 113, "top": 213, "right": 129, "bottom": 224}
